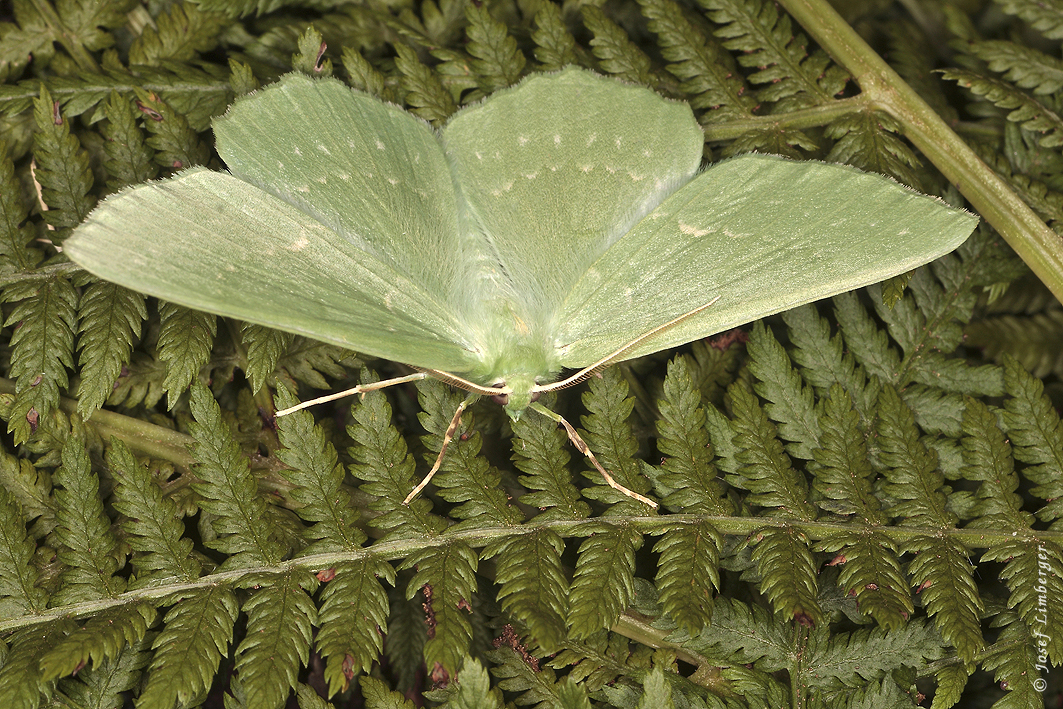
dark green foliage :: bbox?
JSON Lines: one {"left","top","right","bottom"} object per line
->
{"left": 1, "top": 1, "right": 1061, "bottom": 706}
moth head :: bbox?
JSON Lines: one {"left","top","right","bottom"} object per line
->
{"left": 492, "top": 375, "right": 540, "bottom": 421}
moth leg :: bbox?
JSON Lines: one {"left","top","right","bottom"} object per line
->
{"left": 276, "top": 372, "right": 429, "bottom": 416}
{"left": 530, "top": 403, "right": 658, "bottom": 509}
{"left": 403, "top": 394, "right": 475, "bottom": 506}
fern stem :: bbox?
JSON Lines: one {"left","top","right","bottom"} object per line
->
{"left": 780, "top": 0, "right": 1063, "bottom": 304}
{"left": 703, "top": 95, "right": 869, "bottom": 142}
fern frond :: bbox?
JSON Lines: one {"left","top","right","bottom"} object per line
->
{"left": 486, "top": 529, "right": 569, "bottom": 652}
{"left": 831, "top": 291, "right": 902, "bottom": 384}
{"left": 274, "top": 337, "right": 357, "bottom": 391}
{"left": 32, "top": 84, "right": 95, "bottom": 234}
{"left": 567, "top": 524, "right": 642, "bottom": 639}
{"left": 981, "top": 539, "right": 1063, "bottom": 663}
{"left": 697, "top": 0, "right": 848, "bottom": 107}
{"left": 980, "top": 612, "right": 1043, "bottom": 707}
{"left": 816, "top": 530, "right": 912, "bottom": 629}
{"left": 393, "top": 43, "right": 456, "bottom": 126}
{"left": 52, "top": 431, "right": 125, "bottom": 604}
{"left": 54, "top": 636, "right": 150, "bottom": 708}
{"left": 995, "top": 0, "right": 1063, "bottom": 40}
{"left": 942, "top": 68, "right": 1063, "bottom": 148}
{"left": 128, "top": 3, "right": 228, "bottom": 67}
{"left": 966, "top": 309, "right": 1063, "bottom": 379}
{"left": 967, "top": 40, "right": 1063, "bottom": 95}
{"left": 107, "top": 437, "right": 200, "bottom": 585}
{"left": 931, "top": 662, "right": 969, "bottom": 709}
{"left": 727, "top": 383, "right": 815, "bottom": 519}
{"left": 531, "top": 3, "right": 579, "bottom": 72}
{"left": 3, "top": 276, "right": 78, "bottom": 443}
{"left": 340, "top": 47, "right": 389, "bottom": 99}
{"left": 188, "top": 383, "right": 285, "bottom": 568}
{"left": 581, "top": 6, "right": 655, "bottom": 85}
{"left": 655, "top": 355, "right": 730, "bottom": 515}
{"left": 404, "top": 540, "right": 479, "bottom": 675}
{"left": 905, "top": 534, "right": 984, "bottom": 665}
{"left": 0, "top": 484, "right": 47, "bottom": 615}
{"left": 653, "top": 522, "right": 720, "bottom": 633}
{"left": 99, "top": 89, "right": 157, "bottom": 190}
{"left": 315, "top": 558, "right": 395, "bottom": 695}
{"left": 464, "top": 4, "right": 526, "bottom": 94}
{"left": 746, "top": 321, "right": 820, "bottom": 461}
{"left": 749, "top": 526, "right": 820, "bottom": 626}
{"left": 488, "top": 644, "right": 563, "bottom": 708}
{"left": 233, "top": 570, "right": 318, "bottom": 709}
{"left": 75, "top": 280, "right": 146, "bottom": 418}
{"left": 579, "top": 367, "right": 655, "bottom": 511}
{"left": 678, "top": 596, "right": 785, "bottom": 668}
{"left": 824, "top": 110, "right": 922, "bottom": 187}
{"left": 0, "top": 624, "right": 73, "bottom": 705}
{"left": 359, "top": 675, "right": 416, "bottom": 708}
{"left": 38, "top": 602, "right": 156, "bottom": 681}
{"left": 106, "top": 350, "right": 167, "bottom": 410}
{"left": 157, "top": 301, "right": 216, "bottom": 407}
{"left": 446, "top": 656, "right": 505, "bottom": 708}
{"left": 885, "top": 19, "right": 957, "bottom": 124}
{"left": 417, "top": 379, "right": 521, "bottom": 526}
{"left": 875, "top": 383, "right": 952, "bottom": 526}
{"left": 347, "top": 372, "right": 445, "bottom": 536}
{"left": 810, "top": 384, "right": 881, "bottom": 521}
{"left": 814, "top": 620, "right": 944, "bottom": 688}
{"left": 510, "top": 394, "right": 590, "bottom": 519}
{"left": 962, "top": 396, "right": 1028, "bottom": 526}
{"left": 132, "top": 87, "right": 210, "bottom": 169}
{"left": 0, "top": 149, "right": 41, "bottom": 272}
{"left": 274, "top": 388, "right": 364, "bottom": 553}
{"left": 385, "top": 582, "right": 429, "bottom": 692}
{"left": 638, "top": 0, "right": 755, "bottom": 119}
{"left": 786, "top": 306, "right": 875, "bottom": 433}
{"left": 240, "top": 323, "right": 292, "bottom": 394}
{"left": 1001, "top": 355, "right": 1063, "bottom": 525}
{"left": 138, "top": 586, "right": 239, "bottom": 708}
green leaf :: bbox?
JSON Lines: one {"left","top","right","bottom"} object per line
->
{"left": 0, "top": 146, "right": 41, "bottom": 272}
{"left": 38, "top": 602, "right": 156, "bottom": 681}
{"left": 32, "top": 83, "right": 95, "bottom": 235}
{"left": 157, "top": 300, "right": 216, "bottom": 407}
{"left": 108, "top": 437, "right": 201, "bottom": 585}
{"left": 465, "top": 4, "right": 526, "bottom": 93}
{"left": 128, "top": 3, "right": 228, "bottom": 67}
{"left": 581, "top": 6, "right": 654, "bottom": 85}
{"left": 567, "top": 524, "right": 641, "bottom": 638}
{"left": 100, "top": 89, "right": 158, "bottom": 190}
{"left": 75, "top": 280, "right": 146, "bottom": 418}
{"left": 653, "top": 522, "right": 720, "bottom": 633}
{"left": 404, "top": 541, "right": 479, "bottom": 675}
{"left": 52, "top": 431, "right": 125, "bottom": 605}
{"left": 138, "top": 586, "right": 239, "bottom": 709}
{"left": 942, "top": 68, "right": 1063, "bottom": 147}
{"left": 531, "top": 3, "right": 579, "bottom": 72}
{"left": 484, "top": 529, "right": 569, "bottom": 651}
{"left": 0, "top": 484, "right": 47, "bottom": 616}
{"left": 446, "top": 656, "right": 505, "bottom": 709}
{"left": 132, "top": 88, "right": 210, "bottom": 170}
{"left": 750, "top": 526, "right": 821, "bottom": 626}
{"left": 316, "top": 558, "right": 396, "bottom": 695}
{"left": 188, "top": 383, "right": 284, "bottom": 568}
{"left": 234, "top": 570, "right": 319, "bottom": 709}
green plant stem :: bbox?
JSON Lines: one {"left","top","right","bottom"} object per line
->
{"left": 5, "top": 515, "right": 1056, "bottom": 632}
{"left": 780, "top": 0, "right": 1063, "bottom": 305}
{"left": 0, "top": 377, "right": 195, "bottom": 467}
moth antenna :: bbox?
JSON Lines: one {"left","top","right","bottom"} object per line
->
{"left": 530, "top": 402, "right": 658, "bottom": 509}
{"left": 275, "top": 371, "right": 429, "bottom": 416}
{"left": 417, "top": 367, "right": 513, "bottom": 396}
{"left": 403, "top": 394, "right": 477, "bottom": 505}
{"left": 536, "top": 296, "right": 722, "bottom": 393}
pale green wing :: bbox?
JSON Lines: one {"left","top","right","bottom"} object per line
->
{"left": 65, "top": 168, "right": 480, "bottom": 372}
{"left": 214, "top": 74, "right": 474, "bottom": 311}
{"left": 555, "top": 154, "right": 979, "bottom": 367}
{"left": 441, "top": 67, "right": 703, "bottom": 327}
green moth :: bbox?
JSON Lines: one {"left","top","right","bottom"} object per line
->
{"left": 65, "top": 67, "right": 978, "bottom": 507}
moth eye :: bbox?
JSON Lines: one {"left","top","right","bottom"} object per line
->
{"left": 530, "top": 391, "right": 541, "bottom": 403}
{"left": 491, "top": 383, "right": 509, "bottom": 406}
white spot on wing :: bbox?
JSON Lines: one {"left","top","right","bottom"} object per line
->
{"left": 376, "top": 139, "right": 386, "bottom": 150}
{"left": 524, "top": 171, "right": 538, "bottom": 180}
{"left": 679, "top": 222, "right": 710, "bottom": 237}
{"left": 615, "top": 136, "right": 622, "bottom": 148}
{"left": 586, "top": 132, "right": 597, "bottom": 145}
{"left": 628, "top": 171, "right": 644, "bottom": 181}
{"left": 518, "top": 135, "right": 529, "bottom": 146}
{"left": 554, "top": 134, "right": 561, "bottom": 145}
{"left": 388, "top": 177, "right": 399, "bottom": 185}
{"left": 317, "top": 176, "right": 327, "bottom": 183}
{"left": 293, "top": 147, "right": 302, "bottom": 156}
{"left": 289, "top": 236, "right": 310, "bottom": 251}
{"left": 581, "top": 164, "right": 593, "bottom": 173}
{"left": 316, "top": 144, "right": 331, "bottom": 154}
